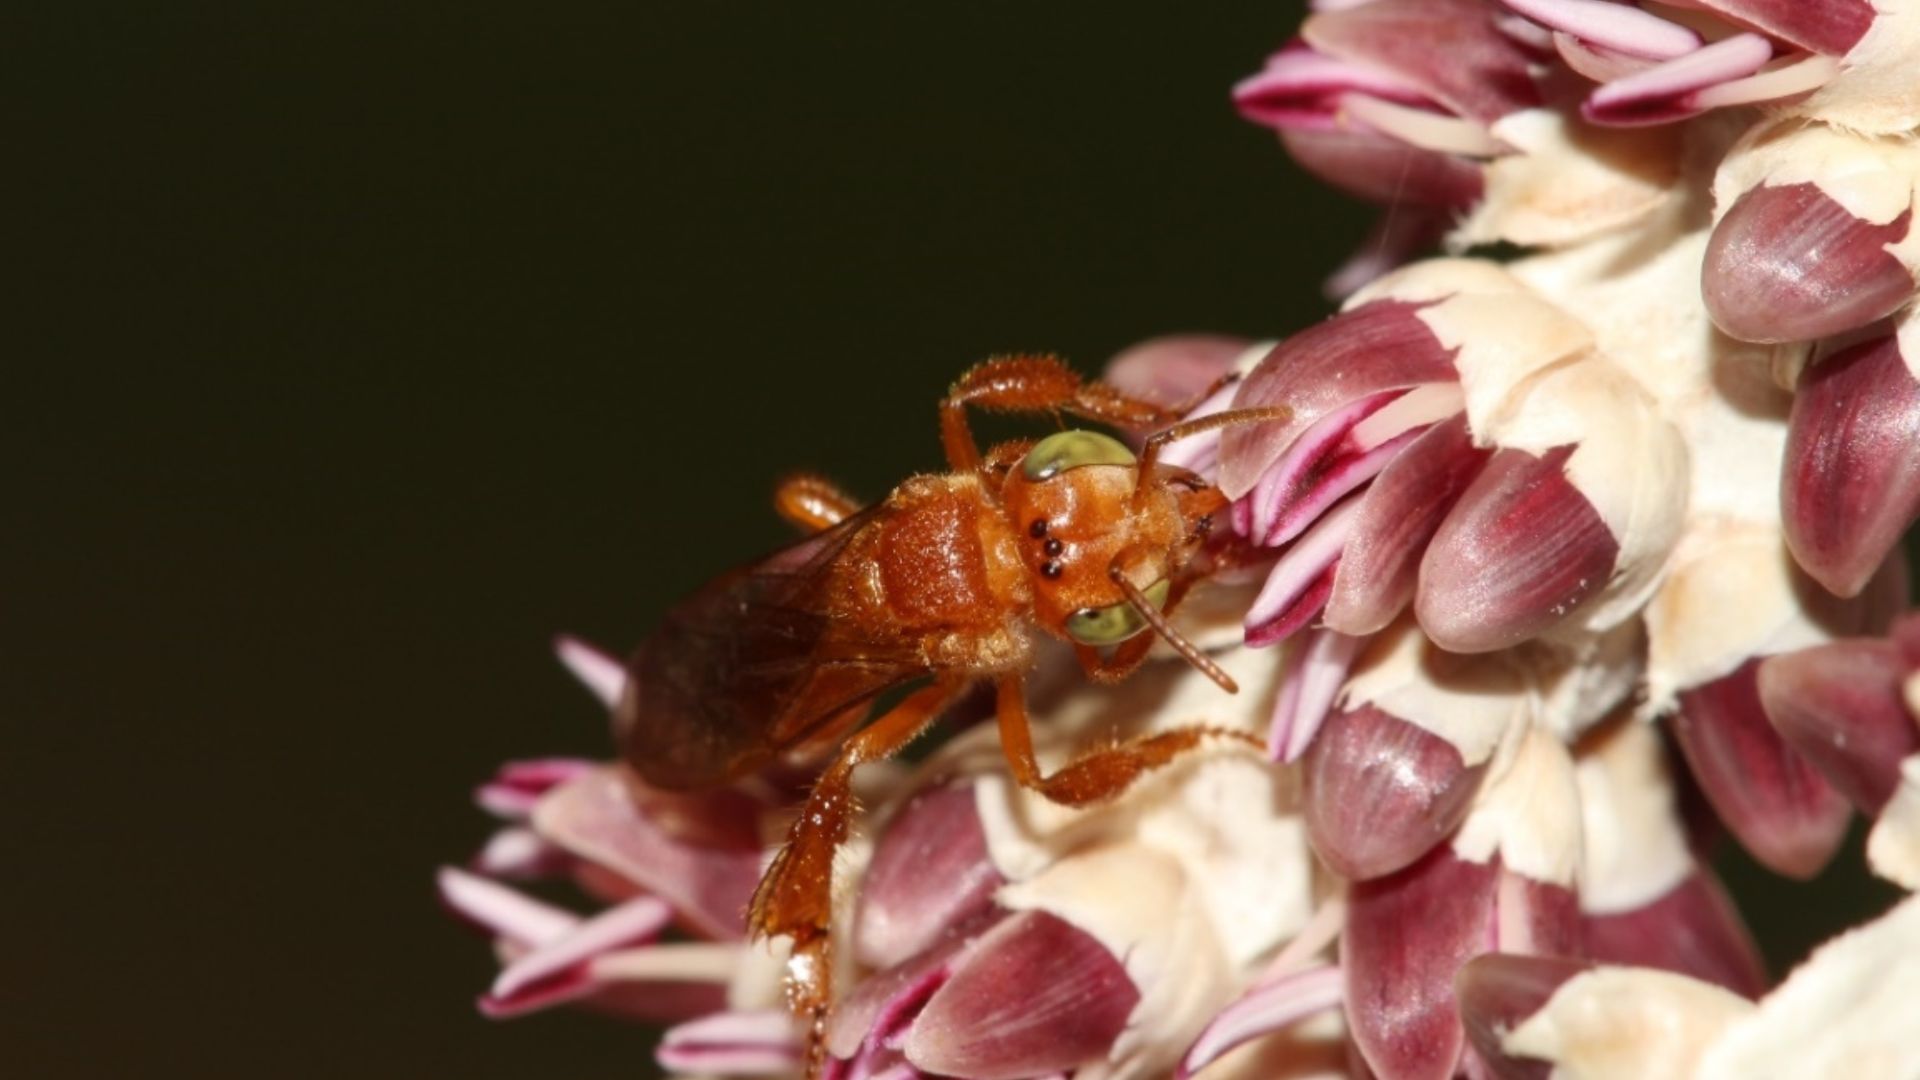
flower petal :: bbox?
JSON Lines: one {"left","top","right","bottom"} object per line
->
{"left": 1279, "top": 128, "right": 1487, "bottom": 207}
{"left": 903, "top": 910, "right": 1138, "bottom": 1080}
{"left": 658, "top": 1009, "right": 803, "bottom": 1076}
{"left": 1698, "top": 895, "right": 1920, "bottom": 1078}
{"left": 1759, "top": 640, "right": 1918, "bottom": 814}
{"left": 1102, "top": 335, "right": 1250, "bottom": 411}
{"left": 474, "top": 757, "right": 596, "bottom": 819}
{"left": 490, "top": 894, "right": 673, "bottom": 1002}
{"left": 1177, "top": 965, "right": 1345, "bottom": 1079}
{"left": 554, "top": 634, "right": 626, "bottom": 707}
{"left": 436, "top": 865, "right": 576, "bottom": 946}
{"left": 855, "top": 784, "right": 1006, "bottom": 969}
{"left": 1704, "top": 183, "right": 1914, "bottom": 344}
{"left": 1583, "top": 869, "right": 1768, "bottom": 999}
{"left": 1303, "top": 0, "right": 1542, "bottom": 123}
{"left": 1416, "top": 446, "right": 1617, "bottom": 653}
{"left": 1689, "top": 0, "right": 1875, "bottom": 57}
{"left": 1783, "top": 331, "right": 1920, "bottom": 598}
{"left": 1325, "top": 412, "right": 1489, "bottom": 636}
{"left": 1583, "top": 33, "right": 1773, "bottom": 126}
{"left": 1343, "top": 846, "right": 1499, "bottom": 1080}
{"left": 533, "top": 768, "right": 763, "bottom": 940}
{"left": 1670, "top": 660, "right": 1851, "bottom": 879}
{"left": 1219, "top": 301, "right": 1459, "bottom": 500}
{"left": 1268, "top": 626, "right": 1369, "bottom": 762}
{"left": 1305, "top": 704, "right": 1488, "bottom": 880}
{"left": 1499, "top": 0, "right": 1701, "bottom": 60}
{"left": 1455, "top": 952, "right": 1590, "bottom": 1080}
{"left": 1245, "top": 496, "right": 1360, "bottom": 646}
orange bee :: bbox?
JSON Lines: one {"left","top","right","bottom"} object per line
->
{"left": 615, "top": 354, "right": 1285, "bottom": 1065}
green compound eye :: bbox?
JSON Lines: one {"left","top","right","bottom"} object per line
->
{"left": 1064, "top": 579, "right": 1171, "bottom": 646}
{"left": 1021, "top": 429, "right": 1136, "bottom": 481}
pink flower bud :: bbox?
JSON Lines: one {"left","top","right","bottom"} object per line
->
{"left": 1759, "top": 639, "right": 1920, "bottom": 814}
{"left": 1783, "top": 331, "right": 1920, "bottom": 598}
{"left": 1416, "top": 445, "right": 1618, "bottom": 654}
{"left": 1455, "top": 952, "right": 1591, "bottom": 1080}
{"left": 1304, "top": 704, "right": 1489, "bottom": 880}
{"left": 1670, "top": 660, "right": 1851, "bottom": 879}
{"left": 855, "top": 784, "right": 1006, "bottom": 969}
{"left": 1704, "top": 183, "right": 1915, "bottom": 344}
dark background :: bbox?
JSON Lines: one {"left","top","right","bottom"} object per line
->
{"left": 5, "top": 4, "right": 1897, "bottom": 1077}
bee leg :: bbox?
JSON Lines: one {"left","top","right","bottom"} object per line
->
{"left": 993, "top": 674, "right": 1259, "bottom": 808}
{"left": 749, "top": 679, "right": 963, "bottom": 1072}
{"left": 940, "top": 354, "right": 1185, "bottom": 472}
{"left": 774, "top": 472, "right": 863, "bottom": 533}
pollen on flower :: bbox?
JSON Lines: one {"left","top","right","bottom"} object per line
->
{"left": 441, "top": 2, "right": 1920, "bottom": 1077}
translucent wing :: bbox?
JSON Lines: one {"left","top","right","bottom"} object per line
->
{"left": 617, "top": 506, "right": 927, "bottom": 790}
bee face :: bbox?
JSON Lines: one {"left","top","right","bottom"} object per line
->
{"left": 1002, "top": 430, "right": 1176, "bottom": 643}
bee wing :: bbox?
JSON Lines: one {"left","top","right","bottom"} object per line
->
{"left": 618, "top": 506, "right": 926, "bottom": 789}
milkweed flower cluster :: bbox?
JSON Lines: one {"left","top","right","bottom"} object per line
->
{"left": 443, "top": 1, "right": 1920, "bottom": 1076}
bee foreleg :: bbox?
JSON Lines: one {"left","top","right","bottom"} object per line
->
{"left": 749, "top": 678, "right": 965, "bottom": 1072}
{"left": 992, "top": 674, "right": 1259, "bottom": 808}
{"left": 940, "top": 354, "right": 1184, "bottom": 473}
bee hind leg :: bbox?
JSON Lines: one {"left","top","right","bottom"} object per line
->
{"left": 749, "top": 678, "right": 964, "bottom": 1073}
{"left": 773, "top": 472, "right": 862, "bottom": 534}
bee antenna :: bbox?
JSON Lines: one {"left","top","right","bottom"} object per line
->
{"left": 1134, "top": 406, "right": 1292, "bottom": 504}
{"left": 1110, "top": 570, "right": 1239, "bottom": 695}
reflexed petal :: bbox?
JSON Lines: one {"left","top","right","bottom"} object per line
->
{"left": 1583, "top": 33, "right": 1773, "bottom": 126}
{"left": 554, "top": 634, "right": 626, "bottom": 707}
{"left": 1280, "top": 128, "right": 1486, "bottom": 207}
{"left": 1221, "top": 301, "right": 1458, "bottom": 500}
{"left": 1234, "top": 42, "right": 1438, "bottom": 132}
{"left": 1704, "top": 183, "right": 1914, "bottom": 344}
{"left": 1455, "top": 953, "right": 1591, "bottom": 1080}
{"left": 1245, "top": 497, "right": 1360, "bottom": 646}
{"left": 1688, "top": 0, "right": 1875, "bottom": 57}
{"left": 856, "top": 784, "right": 1006, "bottom": 969}
{"left": 1245, "top": 388, "right": 1448, "bottom": 548}
{"left": 1268, "top": 627, "right": 1369, "bottom": 762}
{"left": 436, "top": 865, "right": 576, "bottom": 946}
{"left": 1326, "top": 412, "right": 1489, "bottom": 636}
{"left": 1178, "top": 965, "right": 1345, "bottom": 1079}
{"left": 1416, "top": 446, "right": 1617, "bottom": 653}
{"left": 1554, "top": 33, "right": 1658, "bottom": 83}
{"left": 474, "top": 825, "right": 572, "bottom": 879}
{"left": 534, "top": 768, "right": 762, "bottom": 939}
{"left": 903, "top": 910, "right": 1138, "bottom": 1080}
{"left": 474, "top": 757, "right": 596, "bottom": 819}
{"left": 1305, "top": 704, "right": 1488, "bottom": 880}
{"left": 1583, "top": 870, "right": 1768, "bottom": 999}
{"left": 1499, "top": 0, "right": 1701, "bottom": 60}
{"left": 1670, "top": 660, "right": 1851, "bottom": 879}
{"left": 1303, "top": 0, "right": 1542, "bottom": 123}
{"left": 828, "top": 922, "right": 983, "bottom": 1062}
{"left": 1783, "top": 332, "right": 1920, "bottom": 598}
{"left": 1102, "top": 335, "right": 1248, "bottom": 410}
{"left": 658, "top": 1009, "right": 802, "bottom": 1076}
{"left": 1343, "top": 846, "right": 1499, "bottom": 1080}
{"left": 491, "top": 894, "right": 674, "bottom": 1001}
{"left": 1758, "top": 641, "right": 1918, "bottom": 813}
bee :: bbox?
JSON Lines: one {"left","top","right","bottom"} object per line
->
{"left": 615, "top": 354, "right": 1285, "bottom": 1064}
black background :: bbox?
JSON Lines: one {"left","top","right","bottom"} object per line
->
{"left": 6, "top": 4, "right": 1897, "bottom": 1077}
